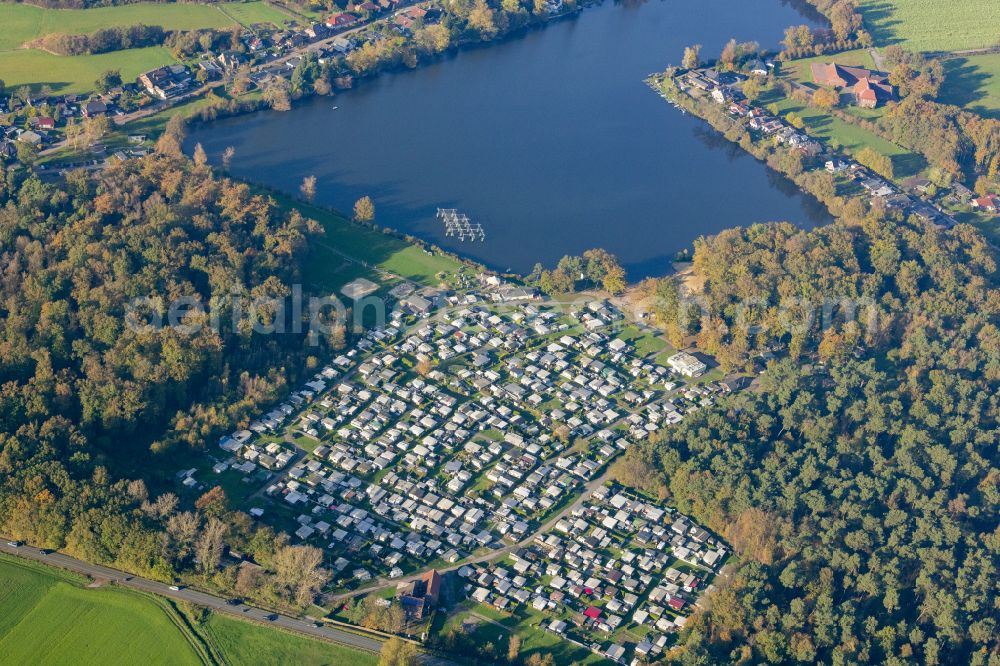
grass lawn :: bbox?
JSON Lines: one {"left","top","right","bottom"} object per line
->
{"left": 0, "top": 45, "right": 177, "bottom": 94}
{"left": 762, "top": 89, "right": 925, "bottom": 179}
{"left": 616, "top": 325, "right": 669, "bottom": 358}
{"left": 272, "top": 197, "right": 466, "bottom": 288}
{"left": 0, "top": 2, "right": 238, "bottom": 51}
{"left": 779, "top": 48, "right": 877, "bottom": 84}
{"left": 940, "top": 54, "right": 1000, "bottom": 120}
{"left": 856, "top": 0, "right": 1000, "bottom": 52}
{"left": 445, "top": 602, "right": 611, "bottom": 665}
{"left": 200, "top": 612, "right": 378, "bottom": 666}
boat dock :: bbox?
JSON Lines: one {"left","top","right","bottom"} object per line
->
{"left": 436, "top": 208, "right": 485, "bottom": 241}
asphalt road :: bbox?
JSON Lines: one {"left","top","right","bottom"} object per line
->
{"left": 0, "top": 540, "right": 383, "bottom": 654}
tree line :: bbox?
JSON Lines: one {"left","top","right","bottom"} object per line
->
{"left": 525, "top": 248, "right": 628, "bottom": 296}
{"left": 28, "top": 23, "right": 166, "bottom": 55}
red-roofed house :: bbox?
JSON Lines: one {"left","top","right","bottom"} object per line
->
{"left": 583, "top": 606, "right": 602, "bottom": 619}
{"left": 325, "top": 12, "right": 358, "bottom": 28}
{"left": 973, "top": 195, "right": 999, "bottom": 213}
{"left": 35, "top": 117, "right": 56, "bottom": 130}
{"left": 421, "top": 569, "right": 442, "bottom": 606}
{"left": 810, "top": 61, "right": 895, "bottom": 108}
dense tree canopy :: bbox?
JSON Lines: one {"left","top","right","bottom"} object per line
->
{"left": 0, "top": 156, "right": 332, "bottom": 591}
{"left": 636, "top": 217, "right": 999, "bottom": 665}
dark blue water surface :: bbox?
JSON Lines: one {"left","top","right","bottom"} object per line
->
{"left": 188, "top": 0, "right": 830, "bottom": 279}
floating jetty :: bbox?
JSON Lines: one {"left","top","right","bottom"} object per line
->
{"left": 436, "top": 208, "right": 485, "bottom": 241}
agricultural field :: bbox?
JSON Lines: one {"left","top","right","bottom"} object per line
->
{"left": 215, "top": 1, "right": 293, "bottom": 29}
{"left": 0, "top": 2, "right": 238, "bottom": 51}
{"left": 0, "top": 45, "right": 177, "bottom": 94}
{"left": 0, "top": 557, "right": 203, "bottom": 665}
{"left": 0, "top": 1, "right": 291, "bottom": 93}
{"left": 0, "top": 555, "right": 376, "bottom": 666}
{"left": 199, "top": 613, "right": 378, "bottom": 666}
{"left": 940, "top": 54, "right": 1000, "bottom": 120}
{"left": 857, "top": 0, "right": 1000, "bottom": 52}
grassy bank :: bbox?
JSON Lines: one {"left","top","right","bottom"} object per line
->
{"left": 270, "top": 195, "right": 468, "bottom": 290}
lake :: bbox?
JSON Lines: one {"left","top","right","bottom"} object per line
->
{"left": 188, "top": 0, "right": 831, "bottom": 279}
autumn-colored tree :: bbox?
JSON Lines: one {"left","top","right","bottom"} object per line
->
{"left": 719, "top": 39, "right": 737, "bottom": 71}
{"left": 263, "top": 76, "right": 292, "bottom": 111}
{"left": 681, "top": 44, "right": 701, "bottom": 70}
{"left": 300, "top": 175, "right": 317, "bottom": 203}
{"left": 468, "top": 0, "right": 498, "bottom": 39}
{"left": 742, "top": 76, "right": 765, "bottom": 102}
{"left": 507, "top": 633, "right": 522, "bottom": 662}
{"left": 354, "top": 195, "right": 375, "bottom": 222}
{"left": 811, "top": 87, "right": 839, "bottom": 110}
{"left": 379, "top": 637, "right": 419, "bottom": 666}
{"left": 195, "top": 486, "right": 228, "bottom": 517}
{"left": 195, "top": 517, "right": 226, "bottom": 573}
{"left": 193, "top": 142, "right": 208, "bottom": 167}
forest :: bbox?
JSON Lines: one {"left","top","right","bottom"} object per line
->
{"left": 0, "top": 148, "right": 343, "bottom": 606}
{"left": 621, "top": 214, "right": 999, "bottom": 665}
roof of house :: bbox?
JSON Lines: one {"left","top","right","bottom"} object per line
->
{"left": 811, "top": 62, "right": 887, "bottom": 89}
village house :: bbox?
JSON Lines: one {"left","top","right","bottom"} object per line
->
{"left": 972, "top": 195, "right": 999, "bottom": 213}
{"left": 138, "top": 65, "right": 192, "bottom": 100}
{"left": 82, "top": 99, "right": 108, "bottom": 118}
{"left": 666, "top": 352, "right": 706, "bottom": 377}
{"left": 325, "top": 12, "right": 358, "bottom": 28}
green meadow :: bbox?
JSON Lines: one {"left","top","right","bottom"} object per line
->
{"left": 940, "top": 54, "right": 1000, "bottom": 120}
{"left": 273, "top": 196, "right": 467, "bottom": 290}
{"left": 200, "top": 613, "right": 378, "bottom": 666}
{"left": 0, "top": 557, "right": 202, "bottom": 665}
{"left": 857, "top": 0, "right": 1000, "bottom": 52}
{"left": 0, "top": 45, "right": 177, "bottom": 93}
{"left": 0, "top": 2, "right": 239, "bottom": 51}
{"left": 0, "top": 555, "right": 377, "bottom": 666}
{"left": 779, "top": 49, "right": 877, "bottom": 86}
{"left": 0, "top": 1, "right": 291, "bottom": 93}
